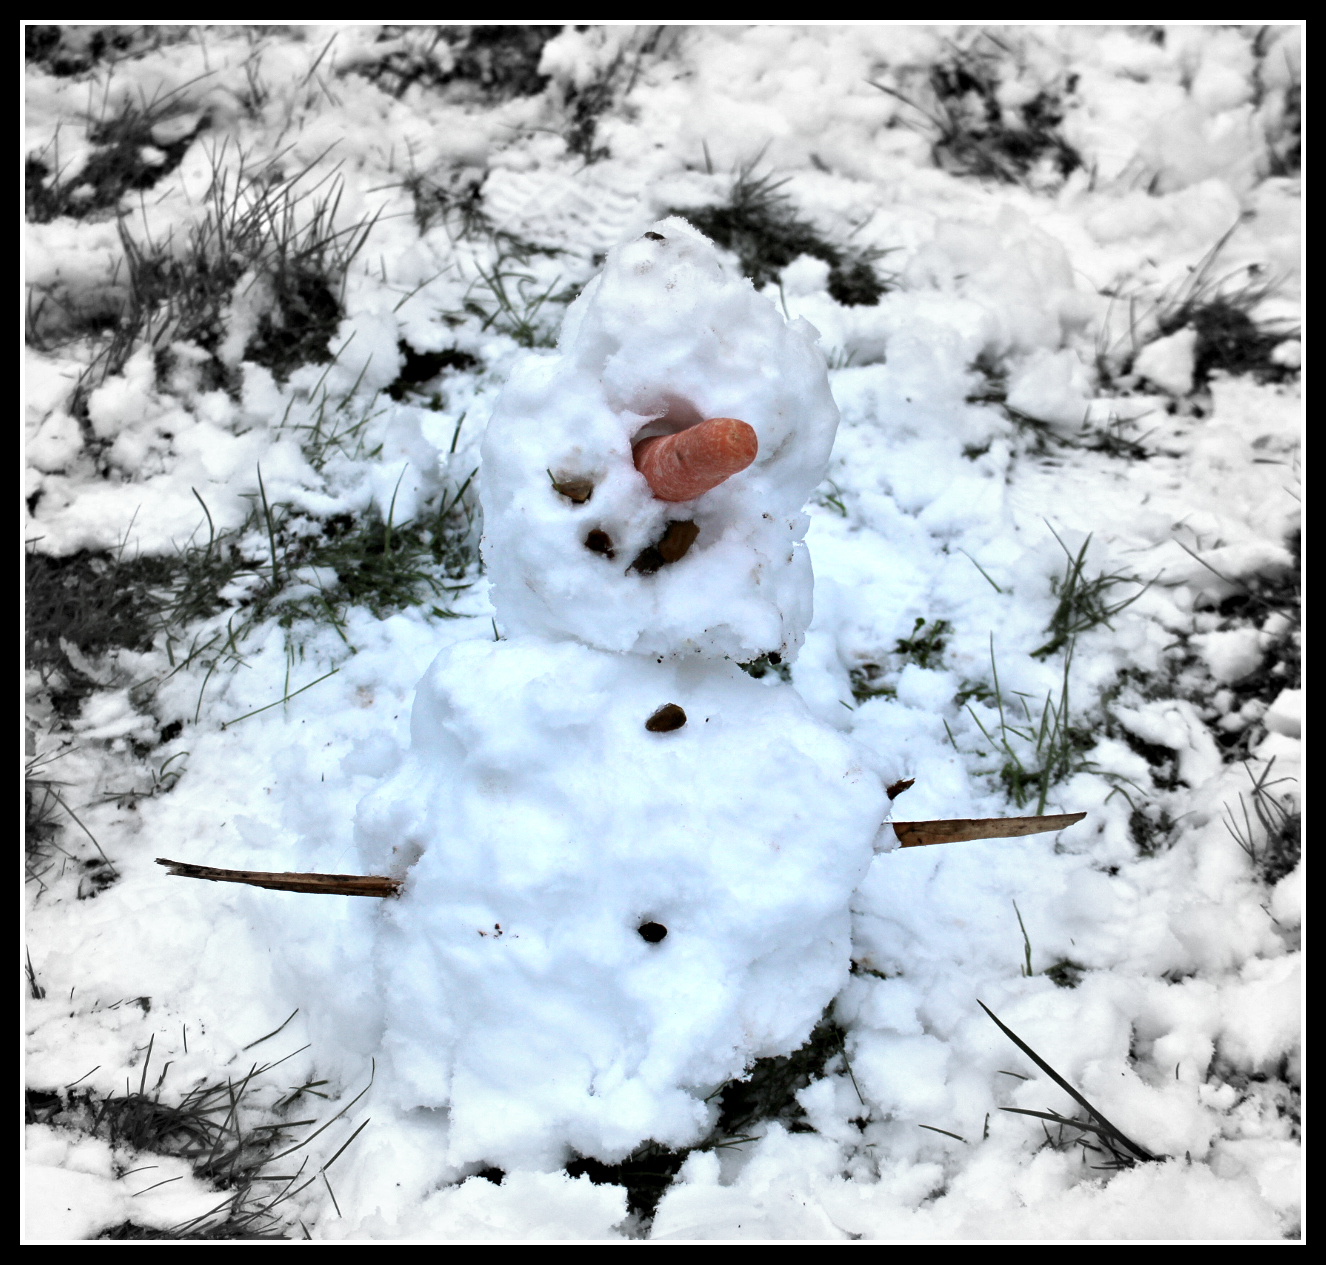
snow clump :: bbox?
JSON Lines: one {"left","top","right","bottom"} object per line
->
{"left": 480, "top": 217, "right": 839, "bottom": 663}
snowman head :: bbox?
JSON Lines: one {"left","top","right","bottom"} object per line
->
{"left": 479, "top": 217, "right": 839, "bottom": 663}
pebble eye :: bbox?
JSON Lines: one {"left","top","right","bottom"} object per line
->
{"left": 645, "top": 703, "right": 686, "bottom": 732}
{"left": 638, "top": 921, "right": 668, "bottom": 943}
{"left": 552, "top": 476, "right": 595, "bottom": 503}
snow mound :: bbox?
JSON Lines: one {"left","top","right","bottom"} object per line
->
{"left": 355, "top": 636, "right": 886, "bottom": 1169}
{"left": 480, "top": 217, "right": 840, "bottom": 663}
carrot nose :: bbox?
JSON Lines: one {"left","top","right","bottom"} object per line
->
{"left": 632, "top": 417, "right": 758, "bottom": 502}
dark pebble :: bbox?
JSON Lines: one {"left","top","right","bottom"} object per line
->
{"left": 553, "top": 477, "right": 594, "bottom": 503}
{"left": 629, "top": 545, "right": 665, "bottom": 574}
{"left": 638, "top": 921, "right": 668, "bottom": 943}
{"left": 657, "top": 519, "right": 699, "bottom": 563}
{"left": 629, "top": 520, "right": 699, "bottom": 574}
{"left": 645, "top": 703, "right": 687, "bottom": 732}
{"left": 585, "top": 529, "right": 614, "bottom": 557}
{"left": 886, "top": 777, "right": 916, "bottom": 801}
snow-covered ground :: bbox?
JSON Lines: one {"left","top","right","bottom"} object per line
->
{"left": 24, "top": 24, "right": 1301, "bottom": 1242}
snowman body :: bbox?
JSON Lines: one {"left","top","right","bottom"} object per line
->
{"left": 356, "top": 220, "right": 887, "bottom": 1170}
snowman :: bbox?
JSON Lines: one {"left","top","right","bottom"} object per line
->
{"left": 347, "top": 218, "right": 889, "bottom": 1171}
{"left": 160, "top": 219, "right": 1080, "bottom": 1173}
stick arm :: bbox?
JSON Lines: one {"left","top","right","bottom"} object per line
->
{"left": 890, "top": 812, "right": 1086, "bottom": 849}
{"left": 157, "top": 813, "right": 1087, "bottom": 896}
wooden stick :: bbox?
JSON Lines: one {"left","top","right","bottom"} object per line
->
{"left": 157, "top": 813, "right": 1087, "bottom": 896}
{"left": 892, "top": 813, "right": 1086, "bottom": 849}
{"left": 156, "top": 858, "right": 401, "bottom": 898}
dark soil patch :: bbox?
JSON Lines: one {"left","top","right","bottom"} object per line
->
{"left": 668, "top": 170, "right": 890, "bottom": 306}
{"left": 358, "top": 26, "right": 561, "bottom": 101}
{"left": 1156, "top": 298, "right": 1299, "bottom": 388}
{"left": 386, "top": 343, "right": 481, "bottom": 400}
{"left": 562, "top": 1013, "right": 851, "bottom": 1228}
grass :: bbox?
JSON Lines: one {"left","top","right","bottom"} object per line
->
{"left": 360, "top": 25, "right": 666, "bottom": 161}
{"left": 1251, "top": 26, "right": 1301, "bottom": 177}
{"left": 1012, "top": 900, "right": 1087, "bottom": 989}
{"left": 27, "top": 334, "right": 481, "bottom": 736}
{"left": 388, "top": 160, "right": 573, "bottom": 351}
{"left": 1084, "top": 411, "right": 1157, "bottom": 462}
{"left": 558, "top": 27, "right": 671, "bottom": 162}
{"left": 980, "top": 1001, "right": 1158, "bottom": 1169}
{"left": 849, "top": 617, "right": 952, "bottom": 704}
{"left": 1013, "top": 901, "right": 1034, "bottom": 977}
{"left": 1222, "top": 757, "right": 1299, "bottom": 887}
{"left": 25, "top": 437, "right": 481, "bottom": 749}
{"left": 356, "top": 26, "right": 561, "bottom": 102}
{"left": 25, "top": 546, "right": 178, "bottom": 711}
{"left": 962, "top": 352, "right": 1087, "bottom": 455}
{"left": 27, "top": 1036, "right": 373, "bottom": 1240}
{"left": 871, "top": 34, "right": 1082, "bottom": 187}
{"left": 25, "top": 92, "right": 480, "bottom": 911}
{"left": 959, "top": 635, "right": 1095, "bottom": 816}
{"left": 398, "top": 160, "right": 489, "bottom": 238}
{"left": 25, "top": 748, "right": 120, "bottom": 899}
{"left": 25, "top": 25, "right": 177, "bottom": 78}
{"left": 26, "top": 74, "right": 209, "bottom": 225}
{"left": 151, "top": 455, "right": 480, "bottom": 719}
{"left": 1203, "top": 531, "right": 1301, "bottom": 762}
{"left": 946, "top": 533, "right": 1154, "bottom": 812}
{"left": 29, "top": 140, "right": 381, "bottom": 395}
{"left": 894, "top": 616, "right": 952, "bottom": 670}
{"left": 1031, "top": 528, "right": 1150, "bottom": 660}
{"left": 462, "top": 242, "right": 570, "bottom": 350}
{"left": 391, "top": 162, "right": 582, "bottom": 356}
{"left": 1159, "top": 295, "right": 1297, "bottom": 388}
{"left": 667, "top": 158, "right": 893, "bottom": 306}
{"left": 711, "top": 1013, "right": 860, "bottom": 1141}
{"left": 1098, "top": 527, "right": 1299, "bottom": 816}
{"left": 1097, "top": 226, "right": 1300, "bottom": 392}
{"left": 1043, "top": 959, "right": 1087, "bottom": 990}
{"left": 248, "top": 460, "right": 479, "bottom": 621}
{"left": 816, "top": 480, "right": 849, "bottom": 517}
{"left": 131, "top": 144, "right": 377, "bottom": 384}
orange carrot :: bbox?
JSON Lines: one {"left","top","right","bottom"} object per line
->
{"left": 633, "top": 417, "right": 758, "bottom": 502}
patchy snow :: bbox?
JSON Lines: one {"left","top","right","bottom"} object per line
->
{"left": 25, "top": 23, "right": 1300, "bottom": 1244}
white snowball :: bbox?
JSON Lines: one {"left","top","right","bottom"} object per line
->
{"left": 1134, "top": 327, "right": 1198, "bottom": 396}
{"left": 1004, "top": 347, "right": 1094, "bottom": 431}
{"left": 1269, "top": 864, "right": 1302, "bottom": 928}
{"left": 1192, "top": 626, "right": 1265, "bottom": 684}
{"left": 1270, "top": 339, "right": 1301, "bottom": 369}
{"left": 479, "top": 217, "right": 840, "bottom": 664}
{"left": 1263, "top": 687, "right": 1301, "bottom": 739}
{"left": 27, "top": 410, "right": 83, "bottom": 473}
{"left": 356, "top": 636, "right": 886, "bottom": 1169}
{"left": 779, "top": 253, "right": 832, "bottom": 297}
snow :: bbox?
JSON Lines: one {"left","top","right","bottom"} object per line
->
{"left": 25, "top": 22, "right": 1299, "bottom": 1244}
{"left": 1263, "top": 688, "right": 1301, "bottom": 740}
{"left": 1133, "top": 327, "right": 1198, "bottom": 396}
{"left": 357, "top": 636, "right": 885, "bottom": 1169}
{"left": 481, "top": 217, "right": 837, "bottom": 661}
{"left": 25, "top": 1127, "right": 223, "bottom": 1242}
